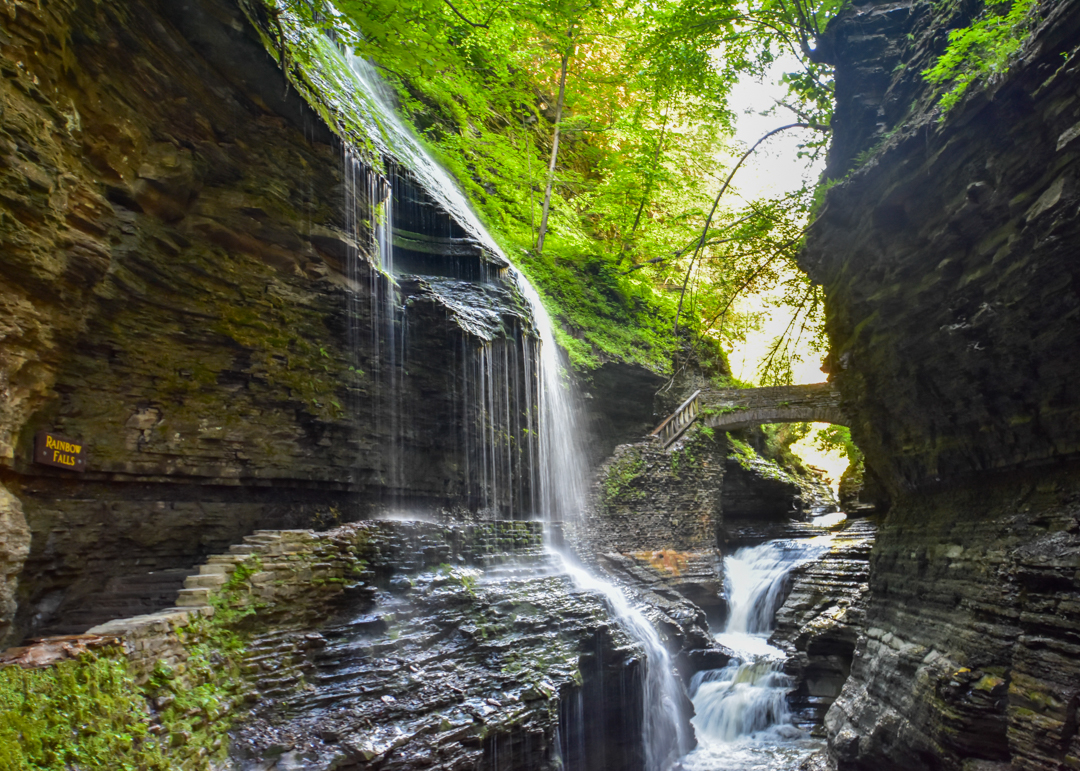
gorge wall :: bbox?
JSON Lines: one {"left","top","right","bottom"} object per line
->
{"left": 0, "top": 0, "right": 540, "bottom": 646}
{"left": 802, "top": 0, "right": 1080, "bottom": 768}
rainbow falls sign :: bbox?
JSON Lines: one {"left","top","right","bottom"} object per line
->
{"left": 35, "top": 431, "right": 87, "bottom": 472}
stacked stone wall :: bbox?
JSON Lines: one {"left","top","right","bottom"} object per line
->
{"left": 577, "top": 426, "right": 726, "bottom": 554}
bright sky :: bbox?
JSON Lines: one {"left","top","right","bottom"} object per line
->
{"left": 720, "top": 60, "right": 850, "bottom": 491}
{"left": 724, "top": 58, "right": 826, "bottom": 387}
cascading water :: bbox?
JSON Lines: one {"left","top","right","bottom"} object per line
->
{"left": 346, "top": 53, "right": 587, "bottom": 522}
{"left": 342, "top": 148, "right": 405, "bottom": 501}
{"left": 554, "top": 552, "right": 693, "bottom": 771}
{"left": 340, "top": 48, "right": 685, "bottom": 771}
{"left": 678, "top": 536, "right": 836, "bottom": 770}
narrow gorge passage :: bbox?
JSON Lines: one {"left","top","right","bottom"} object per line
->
{"left": 4, "top": 0, "right": 1075, "bottom": 769}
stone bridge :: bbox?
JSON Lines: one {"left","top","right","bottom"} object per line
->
{"left": 651, "top": 382, "right": 847, "bottom": 448}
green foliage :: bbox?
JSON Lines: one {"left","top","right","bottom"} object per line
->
{"left": 146, "top": 625, "right": 248, "bottom": 764}
{"left": 924, "top": 0, "right": 1039, "bottom": 114}
{"left": 439, "top": 564, "right": 481, "bottom": 597}
{"left": 0, "top": 652, "right": 169, "bottom": 771}
{"left": 812, "top": 423, "right": 862, "bottom": 464}
{"left": 761, "top": 422, "right": 810, "bottom": 471}
{"left": 0, "top": 549, "right": 329, "bottom": 771}
{"left": 262, "top": 0, "right": 844, "bottom": 375}
{"left": 0, "top": 622, "right": 251, "bottom": 771}
{"left": 726, "top": 433, "right": 757, "bottom": 463}
{"left": 212, "top": 555, "right": 264, "bottom": 625}
{"left": 725, "top": 430, "right": 796, "bottom": 483}
{"left": 601, "top": 450, "right": 646, "bottom": 504}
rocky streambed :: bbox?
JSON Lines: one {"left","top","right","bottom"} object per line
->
{"left": 0, "top": 512, "right": 877, "bottom": 771}
{"left": 231, "top": 553, "right": 653, "bottom": 771}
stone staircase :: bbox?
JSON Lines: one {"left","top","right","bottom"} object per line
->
{"left": 38, "top": 567, "right": 198, "bottom": 636}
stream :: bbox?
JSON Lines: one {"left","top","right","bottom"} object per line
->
{"left": 677, "top": 535, "right": 836, "bottom": 770}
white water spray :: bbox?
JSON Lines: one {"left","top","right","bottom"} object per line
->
{"left": 680, "top": 536, "right": 834, "bottom": 771}
{"left": 554, "top": 551, "right": 692, "bottom": 771}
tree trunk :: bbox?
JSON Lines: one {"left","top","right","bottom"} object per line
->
{"left": 620, "top": 107, "right": 669, "bottom": 259}
{"left": 535, "top": 30, "right": 573, "bottom": 255}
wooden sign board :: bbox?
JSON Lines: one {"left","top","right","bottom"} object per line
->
{"left": 35, "top": 431, "right": 87, "bottom": 472}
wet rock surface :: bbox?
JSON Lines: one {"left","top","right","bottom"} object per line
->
{"left": 800, "top": 1, "right": 1080, "bottom": 768}
{"left": 823, "top": 468, "right": 1080, "bottom": 771}
{"left": 215, "top": 523, "right": 647, "bottom": 771}
{"left": 719, "top": 440, "right": 838, "bottom": 549}
{"left": 769, "top": 517, "right": 877, "bottom": 730}
{"left": 0, "top": 0, "right": 539, "bottom": 645}
{"left": 232, "top": 564, "right": 644, "bottom": 771}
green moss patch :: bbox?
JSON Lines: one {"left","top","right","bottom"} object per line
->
{"left": 0, "top": 652, "right": 170, "bottom": 771}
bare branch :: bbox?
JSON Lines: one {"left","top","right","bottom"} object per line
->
{"left": 442, "top": 0, "right": 489, "bottom": 28}
{"left": 673, "top": 122, "right": 820, "bottom": 335}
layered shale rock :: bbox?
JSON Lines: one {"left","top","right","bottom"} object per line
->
{"left": 801, "top": 0, "right": 1080, "bottom": 768}
{"left": 770, "top": 517, "right": 877, "bottom": 730}
{"left": 805, "top": 0, "right": 1080, "bottom": 489}
{"left": 224, "top": 525, "right": 648, "bottom": 771}
{"left": 0, "top": 0, "right": 538, "bottom": 645}
{"left": 824, "top": 469, "right": 1080, "bottom": 771}
{"left": 5, "top": 521, "right": 649, "bottom": 771}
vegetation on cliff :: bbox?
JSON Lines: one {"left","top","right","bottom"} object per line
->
{"left": 257, "top": 0, "right": 845, "bottom": 377}
{"left": 924, "top": 0, "right": 1041, "bottom": 114}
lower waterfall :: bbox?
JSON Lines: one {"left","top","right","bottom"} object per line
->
{"left": 554, "top": 550, "right": 692, "bottom": 771}
{"left": 678, "top": 536, "right": 836, "bottom": 770}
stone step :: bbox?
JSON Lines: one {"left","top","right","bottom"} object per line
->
{"left": 175, "top": 587, "right": 212, "bottom": 607}
{"left": 206, "top": 555, "right": 239, "bottom": 564}
{"left": 184, "top": 573, "right": 229, "bottom": 589}
{"left": 199, "top": 563, "right": 237, "bottom": 576}
{"left": 245, "top": 531, "right": 285, "bottom": 541}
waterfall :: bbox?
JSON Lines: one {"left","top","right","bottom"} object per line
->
{"left": 341, "top": 50, "right": 684, "bottom": 770}
{"left": 554, "top": 552, "right": 692, "bottom": 771}
{"left": 679, "top": 536, "right": 834, "bottom": 771}
{"left": 346, "top": 53, "right": 587, "bottom": 521}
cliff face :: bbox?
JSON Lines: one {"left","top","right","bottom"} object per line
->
{"left": 0, "top": 0, "right": 536, "bottom": 645}
{"left": 807, "top": 0, "right": 1080, "bottom": 491}
{"left": 802, "top": 0, "right": 1080, "bottom": 768}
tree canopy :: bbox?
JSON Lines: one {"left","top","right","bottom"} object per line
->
{"left": 271, "top": 0, "right": 848, "bottom": 381}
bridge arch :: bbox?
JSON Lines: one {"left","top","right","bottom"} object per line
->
{"left": 650, "top": 382, "right": 848, "bottom": 448}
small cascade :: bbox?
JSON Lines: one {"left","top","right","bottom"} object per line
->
{"left": 342, "top": 148, "right": 405, "bottom": 503}
{"left": 554, "top": 551, "right": 692, "bottom": 771}
{"left": 510, "top": 272, "right": 589, "bottom": 524}
{"left": 458, "top": 333, "right": 540, "bottom": 516}
{"left": 679, "top": 537, "right": 834, "bottom": 771}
